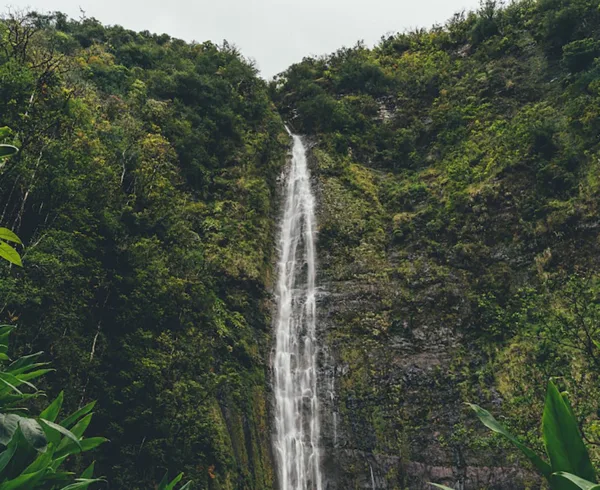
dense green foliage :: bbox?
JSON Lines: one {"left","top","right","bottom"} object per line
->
{"left": 0, "top": 11, "right": 287, "bottom": 489}
{"left": 0, "top": 322, "right": 190, "bottom": 489}
{"left": 4, "top": 0, "right": 600, "bottom": 487}
{"left": 272, "top": 0, "right": 600, "bottom": 486}
{"left": 433, "top": 380, "right": 600, "bottom": 489}
{"left": 0, "top": 325, "right": 106, "bottom": 489}
{"left": 467, "top": 379, "right": 596, "bottom": 490}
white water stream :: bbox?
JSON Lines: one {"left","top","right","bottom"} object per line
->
{"left": 273, "top": 132, "right": 323, "bottom": 490}
{"left": 370, "top": 464, "right": 376, "bottom": 490}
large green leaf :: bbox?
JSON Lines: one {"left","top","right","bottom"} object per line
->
{"left": 164, "top": 473, "right": 183, "bottom": 490}
{"left": 18, "top": 368, "right": 53, "bottom": 382}
{"left": 553, "top": 472, "right": 600, "bottom": 490}
{"left": 0, "top": 371, "right": 38, "bottom": 391}
{"left": 0, "top": 326, "right": 16, "bottom": 354}
{"left": 0, "top": 228, "right": 21, "bottom": 245}
{"left": 17, "top": 417, "right": 47, "bottom": 452}
{"left": 79, "top": 437, "right": 108, "bottom": 452}
{"left": 0, "top": 415, "right": 47, "bottom": 452}
{"left": 60, "top": 401, "right": 95, "bottom": 429}
{"left": 0, "top": 428, "right": 19, "bottom": 471}
{"left": 158, "top": 472, "right": 191, "bottom": 490}
{"left": 22, "top": 445, "right": 54, "bottom": 473}
{"left": 43, "top": 471, "right": 76, "bottom": 482}
{"left": 0, "top": 375, "right": 23, "bottom": 395}
{"left": 542, "top": 380, "right": 596, "bottom": 482}
{"left": 0, "top": 144, "right": 19, "bottom": 158}
{"left": 40, "top": 418, "right": 82, "bottom": 451}
{"left": 55, "top": 437, "right": 107, "bottom": 459}
{"left": 0, "top": 241, "right": 21, "bottom": 266}
{"left": 467, "top": 403, "right": 552, "bottom": 477}
{"left": 0, "top": 415, "right": 45, "bottom": 452}
{"left": 0, "top": 413, "right": 20, "bottom": 445}
{"left": 67, "top": 413, "right": 92, "bottom": 439}
{"left": 80, "top": 461, "right": 95, "bottom": 478}
{"left": 40, "top": 392, "right": 64, "bottom": 423}
{"left": 59, "top": 479, "right": 105, "bottom": 490}
{"left": 0, "top": 393, "right": 40, "bottom": 409}
{"left": 8, "top": 352, "right": 46, "bottom": 374}
{"left": 0, "top": 469, "right": 46, "bottom": 490}
{"left": 158, "top": 472, "right": 170, "bottom": 490}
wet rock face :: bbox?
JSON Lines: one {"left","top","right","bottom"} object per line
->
{"left": 308, "top": 146, "right": 540, "bottom": 490}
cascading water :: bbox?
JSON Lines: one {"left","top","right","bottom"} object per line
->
{"left": 329, "top": 375, "right": 337, "bottom": 448}
{"left": 273, "top": 131, "right": 323, "bottom": 490}
{"left": 370, "top": 464, "right": 376, "bottom": 490}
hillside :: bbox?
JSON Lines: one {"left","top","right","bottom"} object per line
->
{"left": 1, "top": 0, "right": 600, "bottom": 488}
{"left": 0, "top": 12, "right": 287, "bottom": 488}
{"left": 272, "top": 0, "right": 600, "bottom": 487}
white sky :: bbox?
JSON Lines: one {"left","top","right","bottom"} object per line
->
{"left": 6, "top": 0, "right": 483, "bottom": 78}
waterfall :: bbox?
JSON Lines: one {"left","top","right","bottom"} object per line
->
{"left": 328, "top": 375, "right": 337, "bottom": 448}
{"left": 273, "top": 132, "right": 323, "bottom": 490}
{"left": 370, "top": 464, "right": 376, "bottom": 490}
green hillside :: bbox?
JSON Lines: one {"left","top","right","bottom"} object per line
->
{"left": 0, "top": 12, "right": 286, "bottom": 488}
{"left": 1, "top": 0, "right": 600, "bottom": 488}
{"left": 272, "top": 0, "right": 600, "bottom": 487}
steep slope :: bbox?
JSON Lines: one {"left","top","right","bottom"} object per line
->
{"left": 3, "top": 1, "right": 600, "bottom": 489}
{"left": 0, "top": 12, "right": 287, "bottom": 488}
{"left": 272, "top": 0, "right": 600, "bottom": 488}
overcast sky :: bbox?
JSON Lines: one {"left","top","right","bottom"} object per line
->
{"left": 5, "top": 0, "right": 482, "bottom": 78}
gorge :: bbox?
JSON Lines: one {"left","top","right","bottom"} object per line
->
{"left": 0, "top": 0, "right": 600, "bottom": 488}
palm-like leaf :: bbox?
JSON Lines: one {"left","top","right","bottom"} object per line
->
{"left": 553, "top": 472, "right": 600, "bottom": 490}
{"left": 542, "top": 381, "right": 596, "bottom": 483}
{"left": 0, "top": 328, "right": 105, "bottom": 487}
{"left": 158, "top": 472, "right": 192, "bottom": 490}
{"left": 0, "top": 144, "right": 18, "bottom": 158}
{"left": 467, "top": 402, "right": 552, "bottom": 477}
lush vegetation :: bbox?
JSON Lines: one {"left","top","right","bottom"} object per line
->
{"left": 0, "top": 148, "right": 112, "bottom": 489}
{"left": 468, "top": 379, "right": 597, "bottom": 490}
{"left": 0, "top": 319, "right": 191, "bottom": 489}
{"left": 0, "top": 323, "right": 107, "bottom": 489}
{"left": 3, "top": 0, "right": 600, "bottom": 487}
{"left": 272, "top": 0, "right": 600, "bottom": 487}
{"left": 432, "top": 379, "right": 600, "bottom": 489}
{"left": 0, "top": 10, "right": 287, "bottom": 489}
